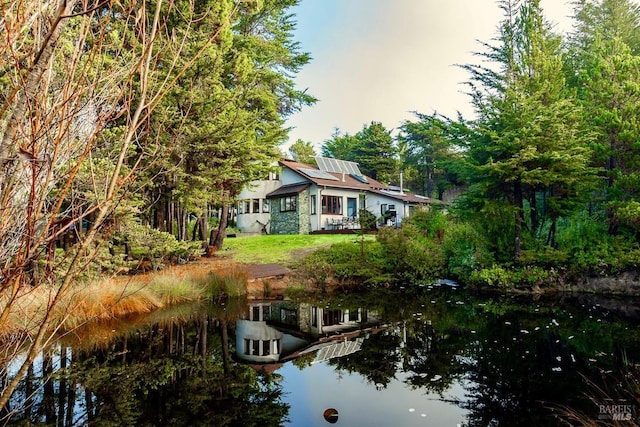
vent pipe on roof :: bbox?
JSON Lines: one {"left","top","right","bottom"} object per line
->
{"left": 342, "top": 172, "right": 346, "bottom": 182}
{"left": 400, "top": 172, "right": 404, "bottom": 195}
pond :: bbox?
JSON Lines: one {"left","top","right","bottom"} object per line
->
{"left": 2, "top": 285, "right": 639, "bottom": 426}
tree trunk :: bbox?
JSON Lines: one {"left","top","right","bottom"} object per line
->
{"left": 514, "top": 179, "right": 523, "bottom": 260}
{"left": 530, "top": 191, "right": 538, "bottom": 237}
{"left": 220, "top": 319, "right": 230, "bottom": 377}
{"left": 213, "top": 204, "right": 229, "bottom": 250}
{"left": 547, "top": 217, "right": 557, "bottom": 249}
{"left": 196, "top": 215, "right": 208, "bottom": 242}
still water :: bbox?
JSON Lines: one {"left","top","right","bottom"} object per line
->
{"left": 3, "top": 286, "right": 639, "bottom": 426}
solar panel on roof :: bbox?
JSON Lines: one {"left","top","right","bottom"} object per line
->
{"left": 297, "top": 167, "right": 339, "bottom": 181}
{"left": 315, "top": 156, "right": 364, "bottom": 176}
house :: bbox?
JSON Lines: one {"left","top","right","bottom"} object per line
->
{"left": 235, "top": 300, "right": 380, "bottom": 364}
{"left": 235, "top": 169, "right": 280, "bottom": 234}
{"left": 236, "top": 156, "right": 434, "bottom": 235}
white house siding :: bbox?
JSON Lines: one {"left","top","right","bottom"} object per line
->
{"left": 365, "top": 192, "right": 411, "bottom": 226}
{"left": 280, "top": 166, "right": 307, "bottom": 186}
{"left": 236, "top": 174, "right": 280, "bottom": 234}
{"left": 235, "top": 319, "right": 283, "bottom": 363}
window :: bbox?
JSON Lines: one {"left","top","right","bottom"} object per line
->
{"left": 380, "top": 204, "right": 387, "bottom": 216}
{"left": 262, "top": 199, "right": 270, "bottom": 213}
{"left": 280, "top": 196, "right": 297, "bottom": 212}
{"left": 323, "top": 309, "right": 343, "bottom": 326}
{"left": 280, "top": 308, "right": 298, "bottom": 326}
{"left": 238, "top": 201, "right": 244, "bottom": 214}
{"left": 252, "top": 199, "right": 260, "bottom": 213}
{"left": 322, "top": 195, "right": 342, "bottom": 215}
{"left": 244, "top": 200, "right": 250, "bottom": 214}
{"left": 310, "top": 195, "right": 317, "bottom": 215}
{"left": 347, "top": 197, "right": 357, "bottom": 217}
{"left": 262, "top": 340, "right": 271, "bottom": 356}
{"left": 244, "top": 339, "right": 251, "bottom": 355}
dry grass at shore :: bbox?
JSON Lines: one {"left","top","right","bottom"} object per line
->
{"left": 0, "top": 256, "right": 247, "bottom": 339}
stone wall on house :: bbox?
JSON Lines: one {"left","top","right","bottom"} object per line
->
{"left": 269, "top": 189, "right": 311, "bottom": 235}
{"left": 270, "top": 207, "right": 298, "bottom": 235}
{"left": 297, "top": 189, "right": 311, "bottom": 234}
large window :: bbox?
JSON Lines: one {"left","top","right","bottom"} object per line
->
{"left": 322, "top": 195, "right": 342, "bottom": 215}
{"left": 252, "top": 199, "right": 260, "bottom": 213}
{"left": 280, "top": 196, "right": 297, "bottom": 212}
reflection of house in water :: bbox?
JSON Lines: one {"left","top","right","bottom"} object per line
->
{"left": 235, "top": 301, "right": 381, "bottom": 364}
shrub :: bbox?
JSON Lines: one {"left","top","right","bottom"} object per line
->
{"left": 469, "top": 265, "right": 515, "bottom": 289}
{"left": 442, "top": 221, "right": 493, "bottom": 282}
{"left": 376, "top": 225, "right": 446, "bottom": 283}
{"left": 358, "top": 208, "right": 377, "bottom": 231}
{"left": 122, "top": 222, "right": 201, "bottom": 270}
{"left": 402, "top": 207, "right": 447, "bottom": 240}
{"left": 293, "top": 241, "right": 389, "bottom": 289}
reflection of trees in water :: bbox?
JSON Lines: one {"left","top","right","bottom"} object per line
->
{"left": 3, "top": 291, "right": 638, "bottom": 426}
{"left": 319, "top": 290, "right": 640, "bottom": 426}
{"left": 328, "top": 331, "right": 402, "bottom": 389}
{"left": 401, "top": 319, "right": 466, "bottom": 396}
{"left": 1, "top": 308, "right": 289, "bottom": 426}
{"left": 459, "top": 319, "right": 590, "bottom": 427}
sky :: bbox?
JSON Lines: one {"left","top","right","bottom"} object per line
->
{"left": 283, "top": 0, "right": 576, "bottom": 151}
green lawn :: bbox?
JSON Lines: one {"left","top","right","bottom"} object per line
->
{"left": 221, "top": 233, "right": 372, "bottom": 265}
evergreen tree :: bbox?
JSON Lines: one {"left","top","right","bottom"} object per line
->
{"left": 141, "top": 0, "right": 315, "bottom": 247}
{"left": 288, "top": 139, "right": 317, "bottom": 164}
{"left": 321, "top": 122, "right": 398, "bottom": 184}
{"left": 569, "top": 0, "right": 640, "bottom": 236}
{"left": 398, "top": 112, "right": 462, "bottom": 199}
{"left": 459, "top": 0, "right": 598, "bottom": 259}
{"left": 321, "top": 128, "right": 360, "bottom": 161}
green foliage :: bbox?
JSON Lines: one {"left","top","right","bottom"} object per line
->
{"left": 470, "top": 262, "right": 564, "bottom": 290}
{"left": 469, "top": 265, "right": 516, "bottom": 289}
{"left": 294, "top": 241, "right": 389, "bottom": 288}
{"left": 358, "top": 208, "right": 377, "bottom": 231}
{"left": 321, "top": 122, "right": 398, "bottom": 184}
{"left": 288, "top": 139, "right": 317, "bottom": 164}
{"left": 122, "top": 222, "right": 201, "bottom": 269}
{"left": 376, "top": 225, "right": 446, "bottom": 283}
{"left": 442, "top": 221, "right": 494, "bottom": 282}
{"left": 402, "top": 208, "right": 447, "bottom": 240}
{"left": 456, "top": 200, "right": 517, "bottom": 262}
{"left": 397, "top": 112, "right": 463, "bottom": 198}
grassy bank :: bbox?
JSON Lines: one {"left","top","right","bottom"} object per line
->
{"left": 221, "top": 233, "right": 372, "bottom": 264}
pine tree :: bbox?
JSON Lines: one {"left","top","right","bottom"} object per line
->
{"left": 459, "top": 0, "right": 598, "bottom": 259}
